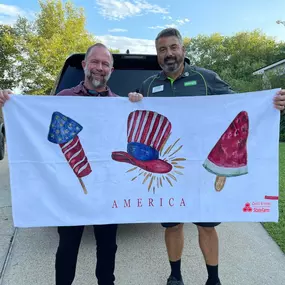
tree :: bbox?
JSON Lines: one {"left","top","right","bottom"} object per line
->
{"left": 0, "top": 25, "right": 19, "bottom": 89}
{"left": 13, "top": 0, "right": 96, "bottom": 95}
{"left": 184, "top": 30, "right": 285, "bottom": 92}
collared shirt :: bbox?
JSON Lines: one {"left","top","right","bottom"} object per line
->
{"left": 56, "top": 81, "right": 118, "bottom": 97}
{"left": 139, "top": 62, "right": 234, "bottom": 97}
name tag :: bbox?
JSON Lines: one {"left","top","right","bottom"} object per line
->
{"left": 152, "top": 85, "right": 164, "bottom": 93}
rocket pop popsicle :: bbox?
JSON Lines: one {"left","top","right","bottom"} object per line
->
{"left": 48, "top": 112, "right": 91, "bottom": 194}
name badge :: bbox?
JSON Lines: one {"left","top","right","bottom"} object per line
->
{"left": 152, "top": 85, "right": 164, "bottom": 93}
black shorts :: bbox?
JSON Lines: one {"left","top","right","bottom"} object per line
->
{"left": 161, "top": 222, "right": 221, "bottom": 228}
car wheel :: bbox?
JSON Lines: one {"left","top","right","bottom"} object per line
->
{"left": 0, "top": 131, "right": 4, "bottom": 160}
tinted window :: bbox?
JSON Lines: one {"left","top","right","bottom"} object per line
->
{"left": 55, "top": 65, "right": 84, "bottom": 94}
{"left": 53, "top": 54, "right": 164, "bottom": 96}
{"left": 55, "top": 66, "right": 160, "bottom": 96}
{"left": 108, "top": 69, "right": 160, "bottom": 96}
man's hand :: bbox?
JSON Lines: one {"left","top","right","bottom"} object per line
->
{"left": 0, "top": 89, "right": 13, "bottom": 108}
{"left": 128, "top": 92, "right": 143, "bottom": 102}
{"left": 273, "top": 89, "right": 285, "bottom": 111}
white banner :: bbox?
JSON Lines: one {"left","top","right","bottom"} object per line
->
{"left": 3, "top": 89, "right": 280, "bottom": 227}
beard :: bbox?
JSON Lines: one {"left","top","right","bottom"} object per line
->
{"left": 160, "top": 55, "right": 184, "bottom": 74}
{"left": 84, "top": 67, "right": 111, "bottom": 89}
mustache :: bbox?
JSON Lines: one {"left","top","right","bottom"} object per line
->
{"left": 84, "top": 67, "right": 105, "bottom": 78}
{"left": 164, "top": 56, "right": 177, "bottom": 63}
{"left": 90, "top": 71, "right": 104, "bottom": 77}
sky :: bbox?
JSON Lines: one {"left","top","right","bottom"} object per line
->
{"left": 0, "top": 0, "right": 285, "bottom": 54}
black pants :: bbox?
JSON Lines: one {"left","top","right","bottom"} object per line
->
{"left": 55, "top": 224, "right": 118, "bottom": 285}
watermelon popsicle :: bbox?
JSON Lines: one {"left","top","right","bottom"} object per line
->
{"left": 203, "top": 111, "right": 249, "bottom": 191}
{"left": 48, "top": 112, "right": 92, "bottom": 194}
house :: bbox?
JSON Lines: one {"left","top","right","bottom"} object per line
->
{"left": 253, "top": 58, "right": 285, "bottom": 76}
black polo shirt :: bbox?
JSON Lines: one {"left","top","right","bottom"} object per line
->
{"left": 140, "top": 62, "right": 234, "bottom": 97}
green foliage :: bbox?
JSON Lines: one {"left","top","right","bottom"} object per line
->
{"left": 0, "top": 25, "right": 19, "bottom": 89}
{"left": 280, "top": 133, "right": 285, "bottom": 142}
{"left": 184, "top": 30, "right": 285, "bottom": 93}
{"left": 9, "top": 0, "right": 95, "bottom": 95}
{"left": 263, "top": 143, "right": 285, "bottom": 253}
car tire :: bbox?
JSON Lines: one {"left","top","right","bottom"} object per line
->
{"left": 0, "top": 131, "right": 4, "bottom": 160}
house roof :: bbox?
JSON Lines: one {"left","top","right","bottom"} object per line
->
{"left": 253, "top": 58, "right": 285, "bottom": 75}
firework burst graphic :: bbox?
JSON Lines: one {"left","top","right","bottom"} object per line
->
{"left": 126, "top": 136, "right": 186, "bottom": 193}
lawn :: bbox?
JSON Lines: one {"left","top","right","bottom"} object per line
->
{"left": 262, "top": 143, "right": 285, "bottom": 253}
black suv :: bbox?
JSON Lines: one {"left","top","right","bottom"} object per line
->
{"left": 51, "top": 53, "right": 164, "bottom": 96}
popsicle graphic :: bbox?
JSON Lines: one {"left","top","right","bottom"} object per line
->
{"left": 203, "top": 111, "right": 249, "bottom": 191}
{"left": 48, "top": 112, "right": 92, "bottom": 194}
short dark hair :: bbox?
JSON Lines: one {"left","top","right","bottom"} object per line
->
{"left": 155, "top": 28, "right": 183, "bottom": 45}
{"left": 84, "top": 43, "right": 114, "bottom": 66}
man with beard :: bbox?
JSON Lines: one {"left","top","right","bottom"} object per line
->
{"left": 0, "top": 43, "right": 138, "bottom": 285}
{"left": 58, "top": 43, "right": 116, "bottom": 97}
{"left": 53, "top": 43, "right": 118, "bottom": 285}
{"left": 128, "top": 28, "right": 285, "bottom": 285}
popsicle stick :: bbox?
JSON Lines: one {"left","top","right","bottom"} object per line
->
{"left": 78, "top": 178, "right": 88, "bottom": 194}
{"left": 215, "top": 176, "right": 226, "bottom": 192}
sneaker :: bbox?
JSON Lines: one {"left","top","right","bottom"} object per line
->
{"left": 167, "top": 275, "right": 184, "bottom": 285}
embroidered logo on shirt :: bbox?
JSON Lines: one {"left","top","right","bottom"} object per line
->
{"left": 184, "top": 80, "right": 197, "bottom": 87}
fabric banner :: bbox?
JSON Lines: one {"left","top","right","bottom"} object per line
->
{"left": 3, "top": 89, "right": 280, "bottom": 227}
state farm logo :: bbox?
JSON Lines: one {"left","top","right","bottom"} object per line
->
{"left": 243, "top": 202, "right": 271, "bottom": 213}
{"left": 243, "top": 202, "right": 252, "bottom": 212}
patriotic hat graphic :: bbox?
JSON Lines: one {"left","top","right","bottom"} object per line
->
{"left": 112, "top": 110, "right": 172, "bottom": 174}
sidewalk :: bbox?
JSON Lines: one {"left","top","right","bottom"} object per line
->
{"left": 1, "top": 153, "right": 285, "bottom": 284}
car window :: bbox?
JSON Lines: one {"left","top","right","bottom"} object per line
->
{"left": 54, "top": 54, "right": 162, "bottom": 96}
{"left": 55, "top": 66, "right": 160, "bottom": 96}
{"left": 108, "top": 69, "right": 160, "bottom": 96}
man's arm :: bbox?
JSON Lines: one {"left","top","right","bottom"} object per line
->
{"left": 210, "top": 72, "right": 235, "bottom": 95}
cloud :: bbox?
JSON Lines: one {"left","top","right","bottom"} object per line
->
{"left": 0, "top": 4, "right": 35, "bottom": 25}
{"left": 163, "top": 16, "right": 172, "bottom": 20}
{"left": 0, "top": 4, "right": 24, "bottom": 16}
{"left": 96, "top": 35, "right": 156, "bottom": 54}
{"left": 108, "top": 28, "right": 128, "bottom": 33}
{"left": 149, "top": 24, "right": 178, "bottom": 30}
{"left": 95, "top": 0, "right": 168, "bottom": 20}
{"left": 149, "top": 17, "right": 190, "bottom": 30}
{"left": 176, "top": 18, "right": 190, "bottom": 25}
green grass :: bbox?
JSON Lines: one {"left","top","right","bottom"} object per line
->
{"left": 262, "top": 143, "right": 285, "bottom": 253}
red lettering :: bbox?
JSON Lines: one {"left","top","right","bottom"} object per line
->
{"left": 180, "top": 198, "right": 186, "bottom": 207}
{"left": 124, "top": 199, "right": 131, "bottom": 208}
{"left": 169, "top": 198, "right": 174, "bottom": 207}
{"left": 149, "top": 198, "right": 154, "bottom": 207}
{"left": 254, "top": 208, "right": 270, "bottom": 213}
{"left": 160, "top": 198, "right": 163, "bottom": 207}
{"left": 137, "top": 198, "right": 142, "bottom": 207}
{"left": 112, "top": 200, "right": 118, "bottom": 208}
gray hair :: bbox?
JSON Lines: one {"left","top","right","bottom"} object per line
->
{"left": 155, "top": 28, "right": 183, "bottom": 46}
{"left": 84, "top": 43, "right": 114, "bottom": 66}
